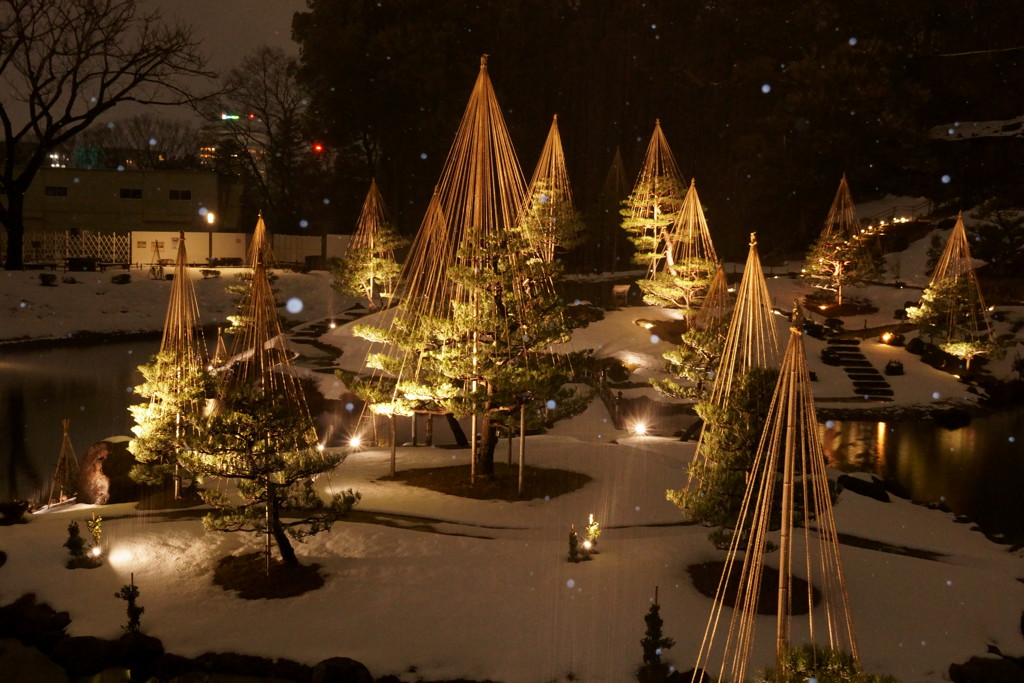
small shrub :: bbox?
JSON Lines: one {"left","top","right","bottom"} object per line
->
{"left": 115, "top": 574, "right": 144, "bottom": 633}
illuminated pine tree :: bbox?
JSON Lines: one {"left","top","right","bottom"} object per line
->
{"left": 332, "top": 179, "right": 406, "bottom": 309}
{"left": 620, "top": 121, "right": 685, "bottom": 273}
{"left": 129, "top": 233, "right": 208, "bottom": 495}
{"left": 639, "top": 179, "right": 718, "bottom": 312}
{"left": 179, "top": 378, "right": 359, "bottom": 567}
{"left": 521, "top": 115, "right": 583, "bottom": 262}
{"left": 907, "top": 212, "right": 995, "bottom": 367}
{"left": 355, "top": 57, "right": 584, "bottom": 482}
{"left": 802, "top": 175, "right": 880, "bottom": 305}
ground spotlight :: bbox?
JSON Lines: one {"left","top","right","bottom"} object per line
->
{"left": 631, "top": 422, "right": 648, "bottom": 436}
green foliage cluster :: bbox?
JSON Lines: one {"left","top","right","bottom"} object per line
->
{"left": 756, "top": 643, "right": 900, "bottom": 682}
{"left": 620, "top": 177, "right": 684, "bottom": 271}
{"left": 519, "top": 182, "right": 584, "bottom": 259}
{"left": 667, "top": 368, "right": 779, "bottom": 530}
{"left": 637, "top": 596, "right": 675, "bottom": 683}
{"left": 652, "top": 324, "right": 726, "bottom": 402}
{"left": 129, "top": 351, "right": 210, "bottom": 488}
{"left": 179, "top": 380, "right": 360, "bottom": 566}
{"left": 906, "top": 277, "right": 994, "bottom": 363}
{"left": 353, "top": 221, "right": 585, "bottom": 477}
{"left": 803, "top": 232, "right": 881, "bottom": 305}
{"left": 331, "top": 222, "right": 407, "bottom": 308}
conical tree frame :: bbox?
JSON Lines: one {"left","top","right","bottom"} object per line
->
{"left": 818, "top": 174, "right": 858, "bottom": 242}
{"left": 47, "top": 418, "right": 79, "bottom": 506}
{"left": 926, "top": 212, "right": 994, "bottom": 346}
{"left": 524, "top": 114, "right": 578, "bottom": 262}
{"left": 226, "top": 215, "right": 318, "bottom": 448}
{"left": 707, "top": 233, "right": 779, "bottom": 408}
{"left": 621, "top": 119, "right": 686, "bottom": 276}
{"left": 358, "top": 56, "right": 563, "bottom": 476}
{"left": 679, "top": 233, "right": 780, "bottom": 521}
{"left": 692, "top": 313, "right": 858, "bottom": 682}
{"left": 661, "top": 178, "right": 718, "bottom": 278}
{"left": 694, "top": 263, "right": 731, "bottom": 331}
{"left": 345, "top": 178, "right": 402, "bottom": 303}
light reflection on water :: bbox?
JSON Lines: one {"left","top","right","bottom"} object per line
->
{"left": 1, "top": 338, "right": 162, "bottom": 501}
{"left": 820, "top": 408, "right": 1024, "bottom": 541}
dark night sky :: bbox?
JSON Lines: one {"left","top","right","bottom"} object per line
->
{"left": 151, "top": 0, "right": 303, "bottom": 74}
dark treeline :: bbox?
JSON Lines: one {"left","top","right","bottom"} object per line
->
{"left": 292, "top": 0, "right": 1024, "bottom": 263}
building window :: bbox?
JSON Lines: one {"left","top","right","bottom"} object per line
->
{"left": 169, "top": 189, "right": 192, "bottom": 200}
{"left": 119, "top": 188, "right": 142, "bottom": 199}
{"left": 44, "top": 186, "right": 68, "bottom": 197}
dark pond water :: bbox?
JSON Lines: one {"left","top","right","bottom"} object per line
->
{"left": 3, "top": 339, "right": 1022, "bottom": 542}
{"left": 0, "top": 338, "right": 161, "bottom": 502}
{"left": 821, "top": 410, "right": 1024, "bottom": 542}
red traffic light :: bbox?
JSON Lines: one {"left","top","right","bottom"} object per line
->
{"left": 312, "top": 142, "right": 324, "bottom": 153}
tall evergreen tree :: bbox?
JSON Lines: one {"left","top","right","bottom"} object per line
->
{"left": 668, "top": 367, "right": 777, "bottom": 532}
{"left": 179, "top": 378, "right": 359, "bottom": 567}
{"left": 802, "top": 176, "right": 880, "bottom": 306}
{"left": 128, "top": 351, "right": 209, "bottom": 487}
{"left": 332, "top": 180, "right": 407, "bottom": 309}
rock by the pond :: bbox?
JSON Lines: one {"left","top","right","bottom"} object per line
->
{"left": 837, "top": 473, "right": 890, "bottom": 503}
{"left": 0, "top": 594, "right": 70, "bottom": 649}
{"left": 0, "top": 638, "right": 69, "bottom": 683}
{"left": 949, "top": 655, "right": 1024, "bottom": 682}
{"left": 77, "top": 440, "right": 139, "bottom": 505}
{"left": 48, "top": 635, "right": 118, "bottom": 678}
{"left": 312, "top": 656, "right": 374, "bottom": 683}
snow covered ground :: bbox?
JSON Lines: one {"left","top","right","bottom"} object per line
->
{"left": 2, "top": 222, "right": 1023, "bottom": 681}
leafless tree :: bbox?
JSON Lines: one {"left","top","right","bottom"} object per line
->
{"left": 0, "top": 0, "right": 213, "bottom": 269}
{"left": 207, "top": 45, "right": 321, "bottom": 233}
{"left": 57, "top": 113, "right": 201, "bottom": 170}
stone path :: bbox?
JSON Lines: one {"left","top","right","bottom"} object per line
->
{"left": 825, "top": 338, "right": 894, "bottom": 401}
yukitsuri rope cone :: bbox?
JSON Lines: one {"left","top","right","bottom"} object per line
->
{"left": 707, "top": 233, "right": 779, "bottom": 409}
{"left": 523, "top": 114, "right": 578, "bottom": 262}
{"left": 694, "top": 263, "right": 731, "bottom": 332}
{"left": 925, "top": 212, "right": 995, "bottom": 349}
{"left": 357, "top": 56, "right": 564, "bottom": 480}
{"left": 803, "top": 175, "right": 879, "bottom": 306}
{"left": 161, "top": 232, "right": 207, "bottom": 371}
{"left": 665, "top": 179, "right": 718, "bottom": 278}
{"left": 47, "top": 418, "right": 79, "bottom": 506}
{"left": 340, "top": 178, "right": 404, "bottom": 308}
{"left": 140, "top": 232, "right": 209, "bottom": 498}
{"left": 225, "top": 215, "right": 317, "bottom": 447}
{"left": 621, "top": 119, "right": 685, "bottom": 279}
{"left": 692, "top": 308, "right": 859, "bottom": 682}
{"left": 670, "top": 233, "right": 779, "bottom": 530}
{"left": 818, "top": 174, "right": 858, "bottom": 242}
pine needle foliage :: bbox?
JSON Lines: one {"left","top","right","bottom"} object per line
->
{"left": 129, "top": 351, "right": 210, "bottom": 486}
{"left": 756, "top": 643, "right": 900, "bottom": 683}
{"left": 179, "top": 378, "right": 359, "bottom": 567}
{"left": 668, "top": 367, "right": 778, "bottom": 529}
{"left": 332, "top": 179, "right": 407, "bottom": 309}
{"left": 802, "top": 176, "right": 880, "bottom": 305}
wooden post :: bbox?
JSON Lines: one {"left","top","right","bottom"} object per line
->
{"left": 426, "top": 413, "right": 434, "bottom": 446}
{"left": 507, "top": 425, "right": 513, "bottom": 467}
{"left": 517, "top": 403, "right": 526, "bottom": 497}
{"left": 411, "top": 412, "right": 418, "bottom": 446}
{"left": 390, "top": 414, "right": 397, "bottom": 478}
{"left": 470, "top": 414, "right": 478, "bottom": 484}
{"left": 776, "top": 353, "right": 797, "bottom": 664}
